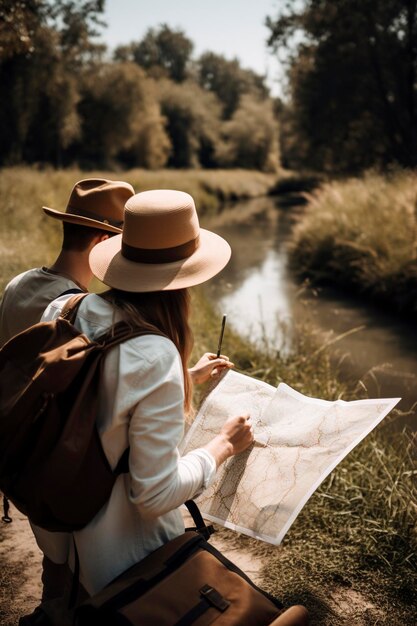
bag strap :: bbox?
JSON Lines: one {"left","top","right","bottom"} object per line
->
{"left": 184, "top": 500, "right": 215, "bottom": 539}
{"left": 1, "top": 494, "right": 12, "bottom": 524}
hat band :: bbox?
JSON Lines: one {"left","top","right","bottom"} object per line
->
{"left": 66, "top": 205, "right": 124, "bottom": 228}
{"left": 122, "top": 235, "right": 200, "bottom": 264}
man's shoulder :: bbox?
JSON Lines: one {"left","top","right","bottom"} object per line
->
{"left": 0, "top": 268, "right": 81, "bottom": 345}
{"left": 3, "top": 267, "right": 44, "bottom": 291}
{"left": 5, "top": 267, "right": 77, "bottom": 296}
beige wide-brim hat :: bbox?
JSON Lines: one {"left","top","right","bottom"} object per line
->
{"left": 43, "top": 178, "right": 134, "bottom": 234}
{"left": 89, "top": 189, "right": 231, "bottom": 292}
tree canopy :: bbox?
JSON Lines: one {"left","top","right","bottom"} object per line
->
{"left": 197, "top": 51, "right": 268, "bottom": 119}
{"left": 0, "top": 8, "right": 279, "bottom": 171}
{"left": 267, "top": 0, "right": 417, "bottom": 172}
{"left": 114, "top": 24, "right": 193, "bottom": 83}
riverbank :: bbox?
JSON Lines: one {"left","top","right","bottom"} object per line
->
{"left": 288, "top": 170, "right": 417, "bottom": 316}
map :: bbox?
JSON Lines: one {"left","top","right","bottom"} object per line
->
{"left": 181, "top": 370, "right": 400, "bottom": 545}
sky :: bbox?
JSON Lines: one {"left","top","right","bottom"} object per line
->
{"left": 100, "top": 0, "right": 284, "bottom": 96}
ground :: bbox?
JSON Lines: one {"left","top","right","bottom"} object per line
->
{"left": 0, "top": 506, "right": 386, "bottom": 626}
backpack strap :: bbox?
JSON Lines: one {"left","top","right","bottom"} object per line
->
{"left": 60, "top": 296, "right": 167, "bottom": 349}
{"left": 60, "top": 293, "right": 90, "bottom": 323}
{"left": 94, "top": 321, "right": 168, "bottom": 353}
{"left": 58, "top": 288, "right": 85, "bottom": 297}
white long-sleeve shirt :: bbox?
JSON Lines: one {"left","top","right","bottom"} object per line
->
{"left": 35, "top": 293, "right": 216, "bottom": 595}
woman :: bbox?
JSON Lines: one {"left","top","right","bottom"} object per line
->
{"left": 41, "top": 189, "right": 254, "bottom": 597}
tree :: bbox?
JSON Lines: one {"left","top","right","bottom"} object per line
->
{"left": 266, "top": 0, "right": 417, "bottom": 171}
{"left": 197, "top": 51, "right": 268, "bottom": 118}
{"left": 115, "top": 24, "right": 193, "bottom": 83}
{"left": 157, "top": 79, "right": 222, "bottom": 167}
{"left": 78, "top": 63, "right": 170, "bottom": 168}
{"left": 0, "top": 0, "right": 105, "bottom": 164}
{"left": 216, "top": 95, "right": 280, "bottom": 171}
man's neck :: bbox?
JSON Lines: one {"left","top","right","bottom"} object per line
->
{"left": 47, "top": 250, "right": 92, "bottom": 292}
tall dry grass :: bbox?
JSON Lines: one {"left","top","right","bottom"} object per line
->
{"left": 0, "top": 166, "right": 276, "bottom": 291}
{"left": 290, "top": 170, "right": 417, "bottom": 314}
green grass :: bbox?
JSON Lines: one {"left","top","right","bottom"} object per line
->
{"left": 289, "top": 170, "right": 417, "bottom": 315}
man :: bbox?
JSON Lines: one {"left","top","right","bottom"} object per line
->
{"left": 0, "top": 178, "right": 135, "bottom": 618}
{"left": 0, "top": 178, "right": 134, "bottom": 346}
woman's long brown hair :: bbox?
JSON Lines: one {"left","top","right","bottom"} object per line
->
{"left": 102, "top": 288, "right": 193, "bottom": 414}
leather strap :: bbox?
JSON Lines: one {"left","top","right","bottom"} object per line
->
{"left": 60, "top": 293, "right": 89, "bottom": 323}
{"left": 184, "top": 500, "right": 214, "bottom": 539}
{"left": 60, "top": 294, "right": 166, "bottom": 347}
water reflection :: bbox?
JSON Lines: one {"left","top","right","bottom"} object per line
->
{"left": 298, "top": 290, "right": 417, "bottom": 411}
{"left": 205, "top": 198, "right": 417, "bottom": 429}
{"left": 212, "top": 249, "right": 294, "bottom": 355}
{"left": 206, "top": 197, "right": 298, "bottom": 354}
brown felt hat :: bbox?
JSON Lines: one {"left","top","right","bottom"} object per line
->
{"left": 89, "top": 189, "right": 231, "bottom": 292}
{"left": 43, "top": 178, "right": 134, "bottom": 233}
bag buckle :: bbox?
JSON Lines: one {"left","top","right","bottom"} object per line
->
{"left": 200, "top": 584, "right": 230, "bottom": 612}
{"left": 184, "top": 524, "right": 215, "bottom": 540}
{"left": 199, "top": 524, "right": 215, "bottom": 540}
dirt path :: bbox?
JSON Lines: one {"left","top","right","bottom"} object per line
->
{"left": 0, "top": 508, "right": 43, "bottom": 625}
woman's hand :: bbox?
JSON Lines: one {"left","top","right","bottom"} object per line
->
{"left": 204, "top": 414, "right": 254, "bottom": 468}
{"left": 188, "top": 352, "right": 234, "bottom": 385}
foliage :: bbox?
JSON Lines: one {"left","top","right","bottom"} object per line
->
{"left": 156, "top": 79, "right": 222, "bottom": 168}
{"left": 77, "top": 63, "right": 170, "bottom": 168}
{"left": 0, "top": 0, "right": 105, "bottom": 165}
{"left": 114, "top": 24, "right": 193, "bottom": 83}
{"left": 289, "top": 170, "right": 417, "bottom": 314}
{"left": 0, "top": 0, "right": 105, "bottom": 63}
{"left": 197, "top": 51, "right": 269, "bottom": 119}
{"left": 0, "top": 6, "right": 280, "bottom": 170}
{"left": 216, "top": 95, "right": 280, "bottom": 172}
{"left": 266, "top": 0, "right": 417, "bottom": 172}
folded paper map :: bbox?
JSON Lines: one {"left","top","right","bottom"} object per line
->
{"left": 181, "top": 370, "right": 400, "bottom": 545}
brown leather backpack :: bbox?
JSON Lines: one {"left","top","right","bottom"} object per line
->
{"left": 0, "top": 294, "right": 156, "bottom": 532}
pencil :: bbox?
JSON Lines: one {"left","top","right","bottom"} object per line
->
{"left": 216, "top": 314, "right": 227, "bottom": 358}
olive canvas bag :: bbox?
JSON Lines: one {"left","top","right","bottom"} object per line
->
{"left": 74, "top": 501, "right": 287, "bottom": 626}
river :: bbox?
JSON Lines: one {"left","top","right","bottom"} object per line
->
{"left": 204, "top": 196, "right": 417, "bottom": 432}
